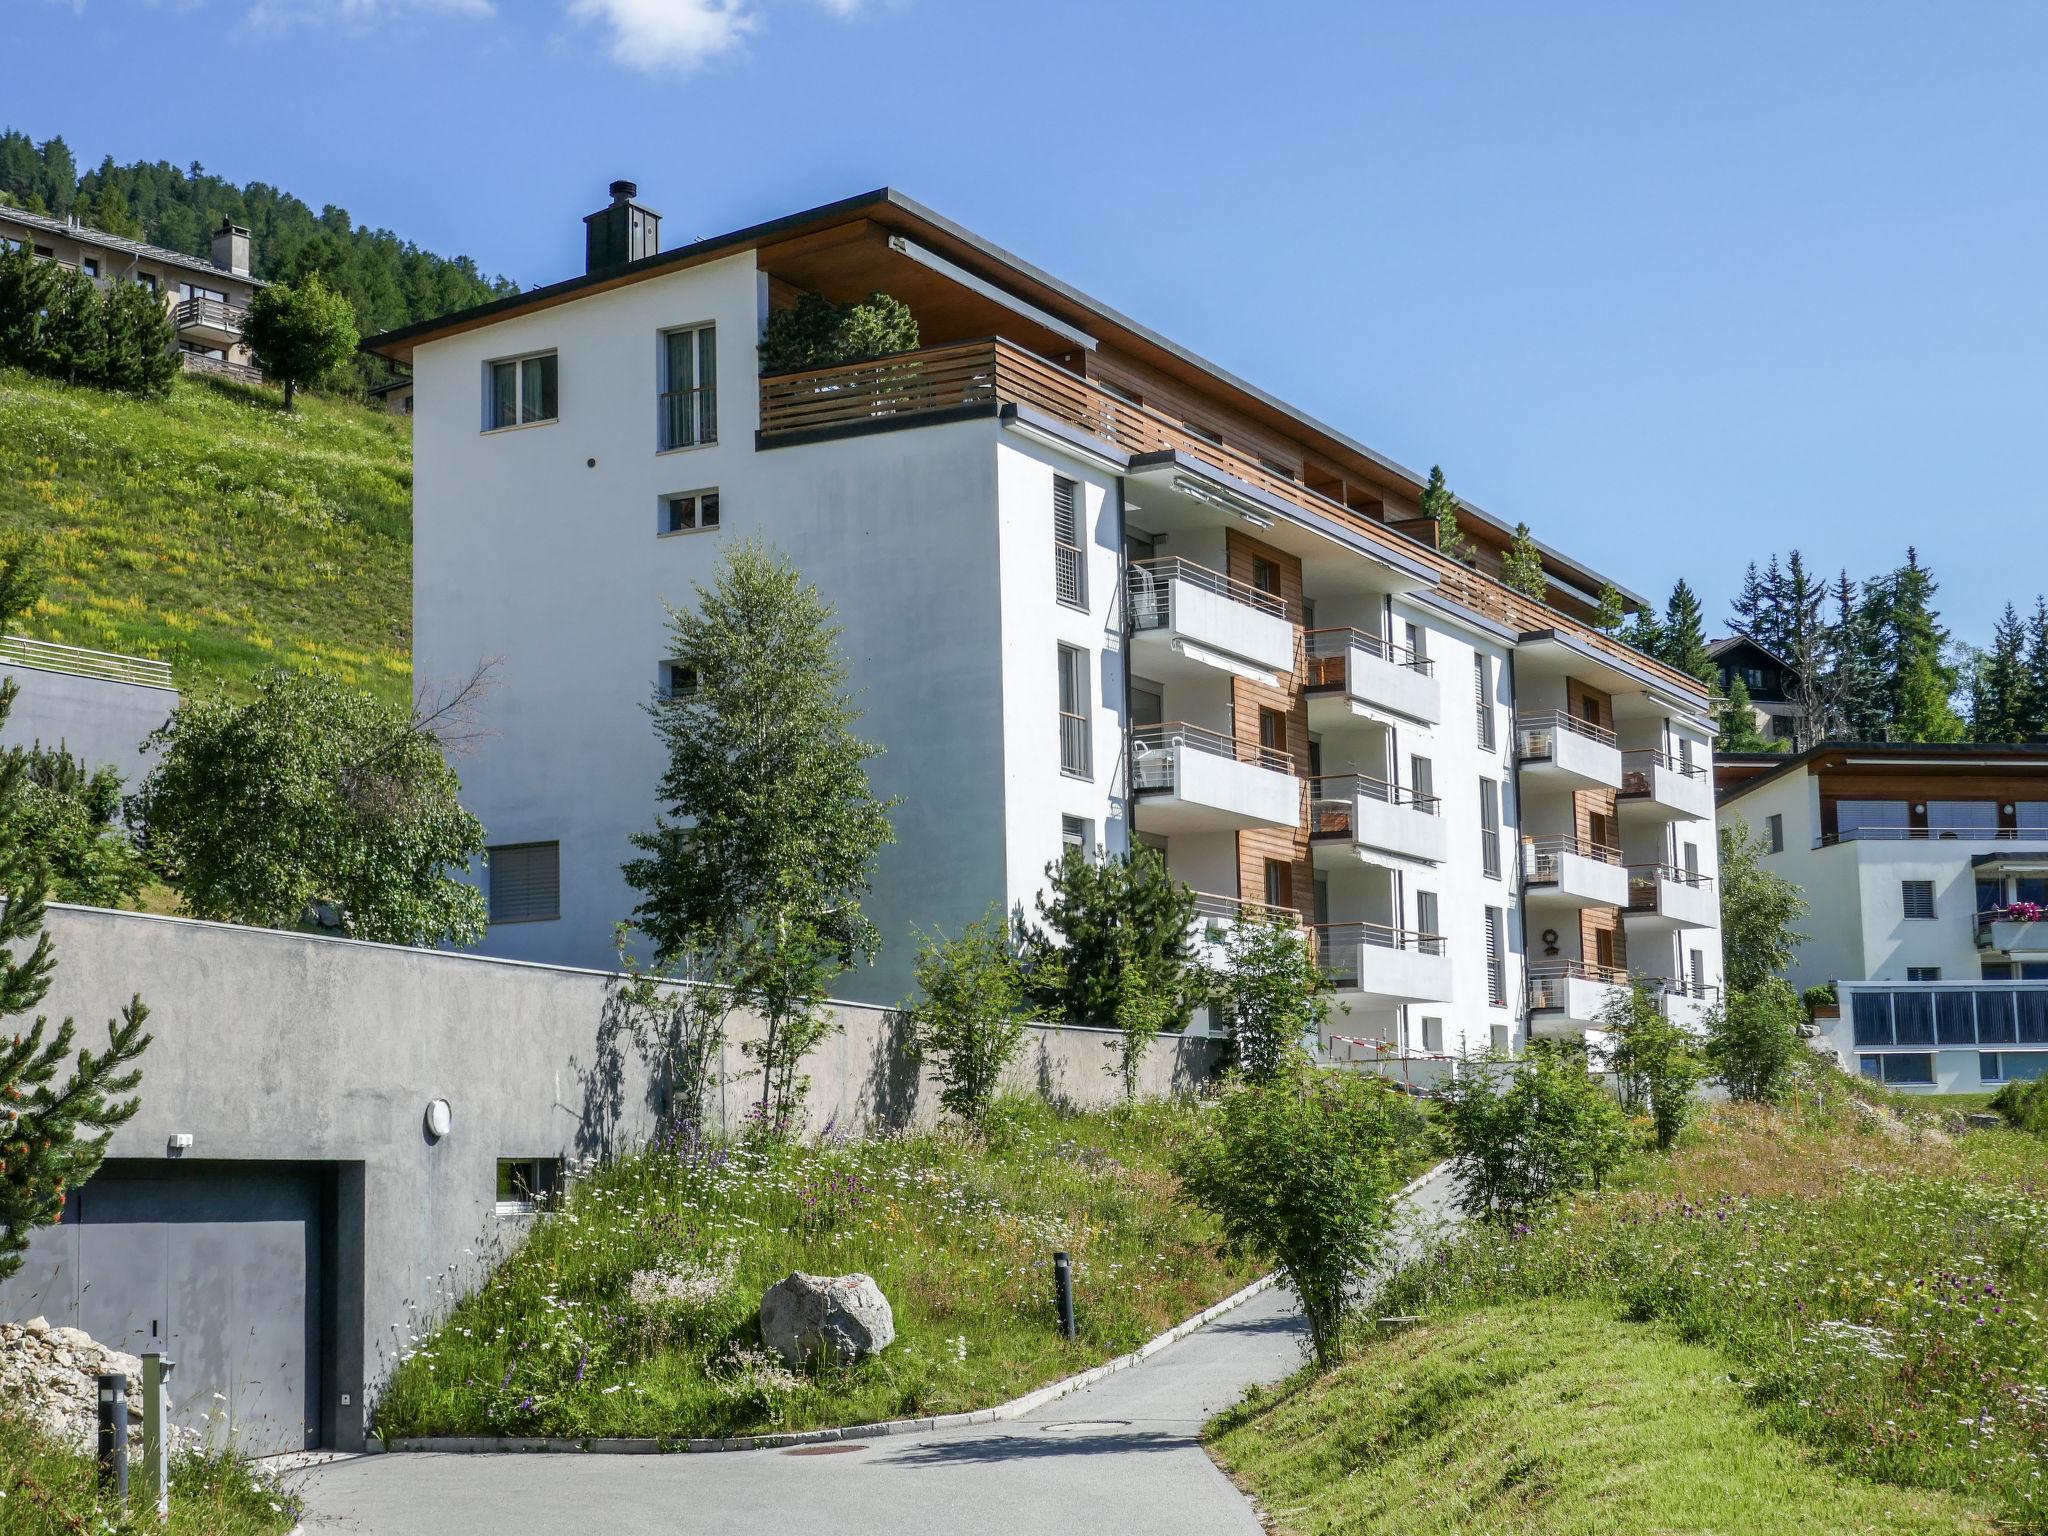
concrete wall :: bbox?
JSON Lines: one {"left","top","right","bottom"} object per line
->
{"left": 0, "top": 905, "right": 1217, "bottom": 1447}
{"left": 0, "top": 662, "right": 176, "bottom": 785}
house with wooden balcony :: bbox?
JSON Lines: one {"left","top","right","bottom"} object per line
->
{"left": 364, "top": 181, "right": 1723, "bottom": 1062}
{"left": 0, "top": 206, "right": 264, "bottom": 380}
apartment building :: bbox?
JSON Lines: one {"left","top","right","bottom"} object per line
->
{"left": 0, "top": 205, "right": 263, "bottom": 379}
{"left": 1718, "top": 742, "right": 2048, "bottom": 1090}
{"left": 363, "top": 182, "right": 1724, "bottom": 1059}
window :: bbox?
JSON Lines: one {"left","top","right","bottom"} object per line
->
{"left": 1474, "top": 655, "right": 1494, "bottom": 751}
{"left": 1263, "top": 859, "right": 1292, "bottom": 910}
{"left": 1053, "top": 476, "right": 1086, "bottom": 609}
{"left": 488, "top": 841, "right": 560, "bottom": 923}
{"left": 485, "top": 351, "right": 558, "bottom": 430}
{"left": 1420, "top": 1016, "right": 1444, "bottom": 1053}
{"left": 1251, "top": 557, "right": 1281, "bottom": 597}
{"left": 1057, "top": 644, "right": 1091, "bottom": 779}
{"left": 1479, "top": 779, "right": 1501, "bottom": 879}
{"left": 1983, "top": 961, "right": 2015, "bottom": 981}
{"left": 1927, "top": 801, "right": 1997, "bottom": 837}
{"left": 496, "top": 1157, "right": 562, "bottom": 1215}
{"left": 1404, "top": 620, "right": 1427, "bottom": 663}
{"left": 1061, "top": 815, "right": 1094, "bottom": 860}
{"left": 82, "top": 257, "right": 99, "bottom": 278}
{"left": 1765, "top": 813, "right": 1784, "bottom": 853}
{"left": 1259, "top": 707, "right": 1287, "bottom": 758}
{"left": 1485, "top": 906, "right": 1506, "bottom": 1006}
{"left": 179, "top": 280, "right": 227, "bottom": 304}
{"left": 660, "top": 661, "right": 698, "bottom": 701}
{"left": 1984, "top": 1053, "right": 2048, "bottom": 1084}
{"left": 662, "top": 489, "right": 720, "bottom": 535}
{"left": 1907, "top": 966, "right": 1942, "bottom": 982}
{"left": 1409, "top": 754, "right": 1434, "bottom": 806}
{"left": 1838, "top": 800, "right": 1908, "bottom": 840}
{"left": 1490, "top": 1023, "right": 1512, "bottom": 1054}
{"left": 1689, "top": 949, "right": 1706, "bottom": 994}
{"left": 1875, "top": 1053, "right": 1934, "bottom": 1085}
{"left": 1415, "top": 890, "right": 1440, "bottom": 950}
{"left": 659, "top": 324, "right": 717, "bottom": 449}
{"left": 32, "top": 244, "right": 54, "bottom": 260}
{"left": 1901, "top": 880, "right": 1936, "bottom": 920}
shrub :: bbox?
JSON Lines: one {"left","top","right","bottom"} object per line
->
{"left": 1442, "top": 1045, "right": 1631, "bottom": 1222}
{"left": 1211, "top": 917, "right": 1329, "bottom": 1081}
{"left": 1801, "top": 981, "right": 1838, "bottom": 1015}
{"left": 1, "top": 740, "right": 148, "bottom": 908}
{"left": 1598, "top": 981, "right": 1706, "bottom": 1150}
{"left": 1989, "top": 1076, "right": 2048, "bottom": 1136}
{"left": 1710, "top": 978, "right": 1807, "bottom": 1103}
{"left": 1017, "top": 846, "right": 1205, "bottom": 1029}
{"left": 759, "top": 291, "right": 919, "bottom": 373}
{"left": 903, "top": 906, "right": 1029, "bottom": 1130}
{"left": 1179, "top": 1061, "right": 1418, "bottom": 1369}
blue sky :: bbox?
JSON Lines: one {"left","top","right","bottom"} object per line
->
{"left": 12, "top": 0, "right": 2047, "bottom": 643}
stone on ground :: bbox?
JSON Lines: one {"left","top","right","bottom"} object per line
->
{"left": 759, "top": 1273, "right": 895, "bottom": 1367}
{"left": 0, "top": 1316, "right": 147, "bottom": 1451}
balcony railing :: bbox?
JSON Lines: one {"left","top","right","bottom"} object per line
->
{"left": 1625, "top": 863, "right": 1714, "bottom": 911}
{"left": 1516, "top": 710, "right": 1618, "bottom": 759}
{"left": 1526, "top": 959, "right": 1630, "bottom": 1010}
{"left": 1521, "top": 835, "right": 1622, "bottom": 882}
{"left": 1126, "top": 556, "right": 1294, "bottom": 628}
{"left": 1302, "top": 627, "right": 1432, "bottom": 689}
{"left": 1059, "top": 710, "right": 1091, "bottom": 778}
{"left": 660, "top": 384, "right": 718, "bottom": 450}
{"left": 755, "top": 338, "right": 1711, "bottom": 698}
{"left": 1818, "top": 825, "right": 2048, "bottom": 847}
{"left": 174, "top": 296, "right": 246, "bottom": 336}
{"left": 1976, "top": 905, "right": 2047, "bottom": 949}
{"left": 1644, "top": 976, "right": 1722, "bottom": 1004}
{"left": 1619, "top": 748, "right": 1706, "bottom": 795}
{"left": 1131, "top": 721, "right": 1292, "bottom": 791}
{"left": 1308, "top": 773, "right": 1441, "bottom": 838}
{"left": 179, "top": 351, "right": 263, "bottom": 385}
{"left": 1192, "top": 891, "right": 1301, "bottom": 928}
{"left": 0, "top": 634, "right": 172, "bottom": 689}
{"left": 1312, "top": 920, "right": 1448, "bottom": 958}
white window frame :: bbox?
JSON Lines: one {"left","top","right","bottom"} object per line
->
{"left": 1058, "top": 644, "right": 1092, "bottom": 780}
{"left": 1053, "top": 476, "right": 1086, "bottom": 610}
{"left": 658, "top": 322, "right": 718, "bottom": 452}
{"left": 483, "top": 349, "right": 559, "bottom": 432}
{"left": 1061, "top": 814, "right": 1095, "bottom": 860}
{"left": 660, "top": 488, "right": 721, "bottom": 537}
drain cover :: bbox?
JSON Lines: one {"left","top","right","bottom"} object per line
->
{"left": 1039, "top": 1420, "right": 1131, "bottom": 1434}
{"left": 783, "top": 1443, "right": 871, "bottom": 1456}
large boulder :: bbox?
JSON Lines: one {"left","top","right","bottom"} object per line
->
{"left": 0, "top": 1316, "right": 146, "bottom": 1451}
{"left": 759, "top": 1272, "right": 895, "bottom": 1367}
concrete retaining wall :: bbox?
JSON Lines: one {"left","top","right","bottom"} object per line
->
{"left": 0, "top": 663, "right": 177, "bottom": 782}
{"left": 2, "top": 905, "right": 1220, "bottom": 1448}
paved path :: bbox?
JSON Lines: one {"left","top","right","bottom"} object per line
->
{"left": 291, "top": 1165, "right": 1460, "bottom": 1536}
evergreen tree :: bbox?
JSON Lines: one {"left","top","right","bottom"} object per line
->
{"left": 1729, "top": 561, "right": 1772, "bottom": 647}
{"left": 1500, "top": 522, "right": 1547, "bottom": 601}
{"left": 1777, "top": 550, "right": 1836, "bottom": 749}
{"left": 1658, "top": 579, "right": 1715, "bottom": 685}
{"left": 1420, "top": 466, "right": 1475, "bottom": 565}
{"left": 2024, "top": 598, "right": 2048, "bottom": 740}
{"left": 1972, "top": 604, "right": 2032, "bottom": 743}
{"left": 1879, "top": 548, "right": 1964, "bottom": 743}
{"left": 1829, "top": 570, "right": 1889, "bottom": 739}
{"left": 1592, "top": 583, "right": 1628, "bottom": 632}
{"left": 1714, "top": 675, "right": 1774, "bottom": 752}
{"left": 95, "top": 277, "right": 177, "bottom": 398}
{"left": 1016, "top": 847, "right": 1206, "bottom": 1029}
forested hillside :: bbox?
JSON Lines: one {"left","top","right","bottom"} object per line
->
{"left": 0, "top": 129, "right": 517, "bottom": 386}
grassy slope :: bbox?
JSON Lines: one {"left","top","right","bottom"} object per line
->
{"left": 0, "top": 1411, "right": 298, "bottom": 1536}
{"left": 1210, "top": 1298, "right": 1995, "bottom": 1536}
{"left": 0, "top": 367, "right": 413, "bottom": 708}
{"left": 376, "top": 1098, "right": 1293, "bottom": 1441}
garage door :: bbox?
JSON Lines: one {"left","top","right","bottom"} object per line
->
{"left": 0, "top": 1161, "right": 325, "bottom": 1455}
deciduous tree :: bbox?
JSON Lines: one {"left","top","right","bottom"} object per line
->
{"left": 244, "top": 273, "right": 359, "bottom": 409}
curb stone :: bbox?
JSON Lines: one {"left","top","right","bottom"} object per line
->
{"left": 383, "top": 1160, "right": 1453, "bottom": 1456}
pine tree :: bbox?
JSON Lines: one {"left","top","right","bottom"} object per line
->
{"left": 1778, "top": 551, "right": 1835, "bottom": 749}
{"left": 1592, "top": 584, "right": 1628, "bottom": 633}
{"left": 1829, "top": 571, "right": 1888, "bottom": 740}
{"left": 1659, "top": 579, "right": 1715, "bottom": 685}
{"left": 1971, "top": 604, "right": 2031, "bottom": 743}
{"left": 2024, "top": 597, "right": 2048, "bottom": 740}
{"left": 1714, "top": 675, "right": 1774, "bottom": 752}
{"left": 0, "top": 540, "right": 150, "bottom": 1280}
{"left": 1501, "top": 522, "right": 1546, "bottom": 600}
{"left": 1730, "top": 562, "right": 1771, "bottom": 646}
{"left": 1420, "top": 466, "right": 1475, "bottom": 565}
{"left": 1880, "top": 548, "right": 1965, "bottom": 743}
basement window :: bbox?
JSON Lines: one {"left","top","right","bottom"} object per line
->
{"left": 495, "top": 1158, "right": 563, "bottom": 1215}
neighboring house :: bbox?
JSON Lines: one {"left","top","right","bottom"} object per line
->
{"left": 363, "top": 181, "right": 1725, "bottom": 1061}
{"left": 1717, "top": 738, "right": 2048, "bottom": 985}
{"left": 0, "top": 205, "right": 265, "bottom": 381}
{"left": 1835, "top": 978, "right": 2048, "bottom": 1095}
{"left": 1708, "top": 633, "right": 1799, "bottom": 743}
{"left": 369, "top": 374, "right": 413, "bottom": 415}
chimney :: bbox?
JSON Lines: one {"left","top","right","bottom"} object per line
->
{"left": 211, "top": 219, "right": 251, "bottom": 277}
{"left": 583, "top": 179, "right": 660, "bottom": 274}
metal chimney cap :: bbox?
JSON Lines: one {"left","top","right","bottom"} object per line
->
{"left": 609, "top": 180, "right": 638, "bottom": 201}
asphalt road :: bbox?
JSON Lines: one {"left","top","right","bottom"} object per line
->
{"left": 291, "top": 1164, "right": 1461, "bottom": 1536}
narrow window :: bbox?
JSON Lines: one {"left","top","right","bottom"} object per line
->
{"left": 662, "top": 489, "right": 720, "bottom": 535}
{"left": 1053, "top": 476, "right": 1086, "bottom": 609}
{"left": 1404, "top": 620, "right": 1427, "bottom": 664}
{"left": 488, "top": 841, "right": 561, "bottom": 924}
{"left": 1765, "top": 813, "right": 1784, "bottom": 853}
{"left": 1474, "top": 654, "right": 1494, "bottom": 751}
{"left": 1982, "top": 1052, "right": 2003, "bottom": 1083}
{"left": 1251, "top": 556, "right": 1280, "bottom": 596}
{"left": 1484, "top": 906, "right": 1506, "bottom": 1006}
{"left": 1259, "top": 706, "right": 1287, "bottom": 759}
{"left": 485, "top": 351, "right": 558, "bottom": 429}
{"left": 1263, "top": 859, "right": 1292, "bottom": 910}
{"left": 1689, "top": 948, "right": 1706, "bottom": 994}
{"left": 1415, "top": 890, "right": 1440, "bottom": 950}
{"left": 82, "top": 257, "right": 99, "bottom": 278}
{"left": 659, "top": 323, "right": 717, "bottom": 449}
{"left": 1420, "top": 1016, "right": 1444, "bottom": 1053}
{"left": 1057, "top": 644, "right": 1091, "bottom": 779}
{"left": 1901, "top": 880, "right": 1936, "bottom": 920}
{"left": 1479, "top": 779, "right": 1501, "bottom": 879}
{"left": 1061, "top": 815, "right": 1094, "bottom": 860}
{"left": 1490, "top": 1022, "right": 1511, "bottom": 1054}
{"left": 1409, "top": 754, "right": 1434, "bottom": 808}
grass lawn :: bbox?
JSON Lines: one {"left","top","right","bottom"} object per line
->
{"left": 0, "top": 367, "right": 413, "bottom": 709}
{"left": 376, "top": 1096, "right": 1347, "bottom": 1441}
{"left": 0, "top": 1411, "right": 299, "bottom": 1535}
{"left": 1209, "top": 1297, "right": 1998, "bottom": 1535}
{"left": 1340, "top": 1076, "right": 2048, "bottom": 1530}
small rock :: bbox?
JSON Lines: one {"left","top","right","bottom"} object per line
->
{"left": 759, "top": 1273, "right": 895, "bottom": 1367}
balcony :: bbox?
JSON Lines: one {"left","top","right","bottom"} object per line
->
{"left": 174, "top": 296, "right": 246, "bottom": 346}
{"left": 1617, "top": 749, "right": 1712, "bottom": 822}
{"left": 1520, "top": 835, "right": 1628, "bottom": 909}
{"left": 1130, "top": 722, "right": 1299, "bottom": 833}
{"left": 1303, "top": 628, "right": 1439, "bottom": 726}
{"left": 1125, "top": 558, "right": 1297, "bottom": 684}
{"left": 1309, "top": 773, "right": 1447, "bottom": 866}
{"left": 1977, "top": 907, "right": 2048, "bottom": 955}
{"left": 1515, "top": 712, "right": 1623, "bottom": 791}
{"left": 1526, "top": 961, "right": 1632, "bottom": 1035}
{"left": 1645, "top": 978, "right": 1720, "bottom": 1032}
{"left": 1313, "top": 921, "right": 1453, "bottom": 1004}
{"left": 1623, "top": 864, "right": 1717, "bottom": 931}
{"left": 1188, "top": 891, "right": 1300, "bottom": 964}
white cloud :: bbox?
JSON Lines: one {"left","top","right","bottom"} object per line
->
{"left": 244, "top": 0, "right": 493, "bottom": 31}
{"left": 567, "top": 0, "right": 758, "bottom": 71}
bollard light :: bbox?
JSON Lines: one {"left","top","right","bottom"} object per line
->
{"left": 96, "top": 1373, "right": 129, "bottom": 1502}
{"left": 1053, "top": 1251, "right": 1077, "bottom": 1341}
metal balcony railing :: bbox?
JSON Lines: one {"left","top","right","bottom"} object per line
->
{"left": 1626, "top": 863, "right": 1714, "bottom": 911}
{"left": 660, "top": 383, "right": 718, "bottom": 450}
{"left": 1516, "top": 710, "right": 1618, "bottom": 760}
{"left": 1526, "top": 959, "right": 1630, "bottom": 1010}
{"left": 1976, "top": 904, "right": 2047, "bottom": 949}
{"left": 1619, "top": 747, "right": 1706, "bottom": 796}
{"left": 0, "top": 634, "right": 172, "bottom": 689}
{"left": 1130, "top": 721, "right": 1292, "bottom": 791}
{"left": 1191, "top": 891, "right": 1301, "bottom": 928}
{"left": 1302, "top": 627, "right": 1432, "bottom": 691}
{"left": 1520, "top": 834, "right": 1622, "bottom": 883}
{"left": 1059, "top": 710, "right": 1091, "bottom": 778}
{"left": 1308, "top": 773, "right": 1441, "bottom": 838}
{"left": 1818, "top": 824, "right": 2048, "bottom": 847}
{"left": 1125, "top": 556, "right": 1294, "bottom": 630}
